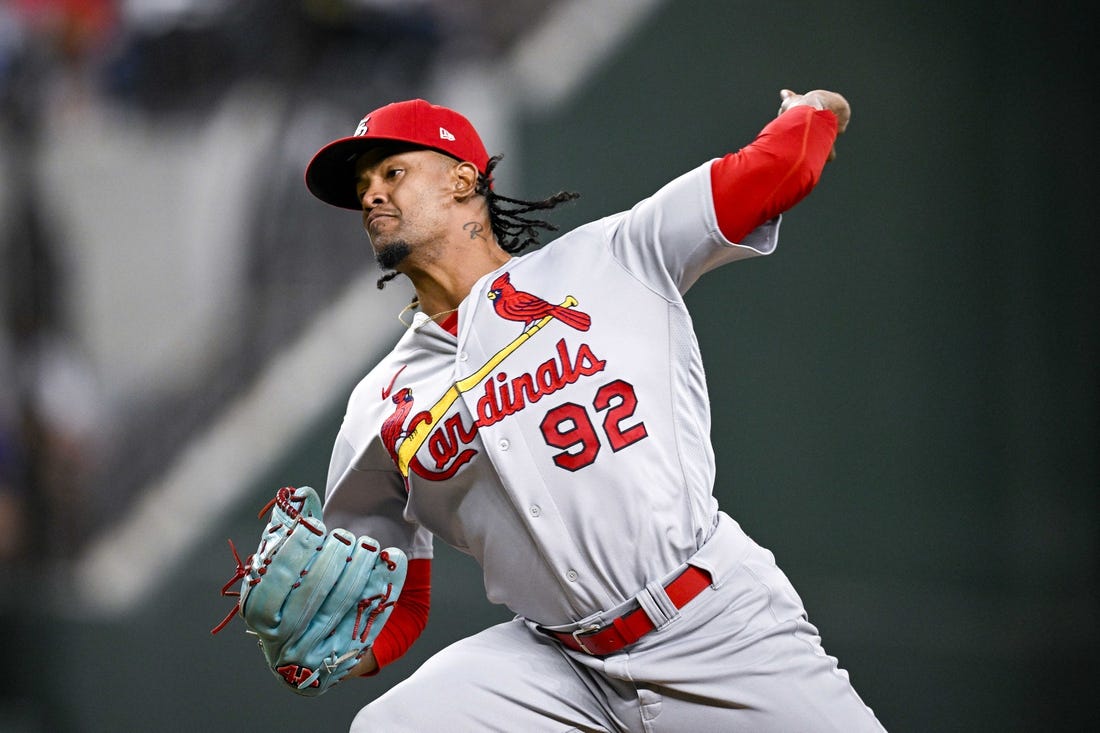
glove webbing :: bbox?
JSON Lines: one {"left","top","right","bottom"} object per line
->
{"left": 210, "top": 490, "right": 319, "bottom": 636}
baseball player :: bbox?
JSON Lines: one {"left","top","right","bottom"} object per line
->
{"left": 226, "top": 90, "right": 887, "bottom": 731}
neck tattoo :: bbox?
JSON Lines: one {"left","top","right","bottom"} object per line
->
{"left": 463, "top": 221, "right": 487, "bottom": 241}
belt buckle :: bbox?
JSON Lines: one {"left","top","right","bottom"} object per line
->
{"left": 570, "top": 624, "right": 602, "bottom": 655}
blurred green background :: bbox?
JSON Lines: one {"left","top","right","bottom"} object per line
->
{"left": 3, "top": 1, "right": 1095, "bottom": 731}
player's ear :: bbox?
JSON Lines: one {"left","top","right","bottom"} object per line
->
{"left": 452, "top": 161, "right": 480, "bottom": 201}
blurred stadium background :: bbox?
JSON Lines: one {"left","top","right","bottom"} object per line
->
{"left": 1, "top": 0, "right": 1095, "bottom": 731}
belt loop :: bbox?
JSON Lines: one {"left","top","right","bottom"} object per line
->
{"left": 636, "top": 579, "right": 679, "bottom": 630}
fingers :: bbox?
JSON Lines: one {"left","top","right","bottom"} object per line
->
{"left": 802, "top": 89, "right": 851, "bottom": 133}
{"left": 777, "top": 88, "right": 796, "bottom": 115}
{"left": 777, "top": 88, "right": 825, "bottom": 115}
{"left": 777, "top": 88, "right": 850, "bottom": 159}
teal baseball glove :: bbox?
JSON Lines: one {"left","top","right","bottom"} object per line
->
{"left": 212, "top": 486, "right": 407, "bottom": 696}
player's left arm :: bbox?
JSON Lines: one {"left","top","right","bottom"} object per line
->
{"left": 710, "top": 88, "right": 851, "bottom": 243}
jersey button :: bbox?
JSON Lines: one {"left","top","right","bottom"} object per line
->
{"left": 458, "top": 352, "right": 469, "bottom": 362}
{"left": 498, "top": 438, "right": 510, "bottom": 451}
{"left": 529, "top": 504, "right": 541, "bottom": 517}
{"left": 565, "top": 570, "right": 578, "bottom": 582}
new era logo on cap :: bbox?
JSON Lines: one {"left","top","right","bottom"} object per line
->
{"left": 354, "top": 116, "right": 370, "bottom": 136}
{"left": 439, "top": 127, "right": 456, "bottom": 141}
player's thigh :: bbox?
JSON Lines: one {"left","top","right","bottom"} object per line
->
{"left": 662, "top": 617, "right": 886, "bottom": 733}
{"left": 627, "top": 546, "right": 885, "bottom": 732}
{"left": 350, "top": 618, "right": 618, "bottom": 733}
{"left": 718, "top": 550, "right": 885, "bottom": 732}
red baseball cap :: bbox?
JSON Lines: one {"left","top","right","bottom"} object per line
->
{"left": 305, "top": 99, "right": 490, "bottom": 210}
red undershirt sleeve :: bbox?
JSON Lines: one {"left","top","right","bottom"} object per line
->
{"left": 709, "top": 105, "right": 839, "bottom": 243}
{"left": 365, "top": 557, "right": 431, "bottom": 672}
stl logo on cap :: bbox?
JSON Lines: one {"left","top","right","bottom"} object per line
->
{"left": 354, "top": 116, "right": 371, "bottom": 137}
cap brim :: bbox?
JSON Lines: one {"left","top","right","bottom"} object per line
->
{"left": 305, "top": 135, "right": 475, "bottom": 211}
{"left": 304, "top": 136, "right": 389, "bottom": 211}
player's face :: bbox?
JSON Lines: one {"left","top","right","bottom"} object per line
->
{"left": 354, "top": 146, "right": 457, "bottom": 268}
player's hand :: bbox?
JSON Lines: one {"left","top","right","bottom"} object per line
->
{"left": 350, "top": 648, "right": 380, "bottom": 677}
{"left": 778, "top": 89, "right": 850, "bottom": 160}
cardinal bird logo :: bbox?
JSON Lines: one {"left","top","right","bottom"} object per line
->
{"left": 487, "top": 273, "right": 591, "bottom": 331}
{"left": 379, "top": 365, "right": 417, "bottom": 470}
{"left": 381, "top": 386, "right": 415, "bottom": 467}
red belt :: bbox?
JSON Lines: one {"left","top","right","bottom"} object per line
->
{"left": 539, "top": 566, "right": 712, "bottom": 656}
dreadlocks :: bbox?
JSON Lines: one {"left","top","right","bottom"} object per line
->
{"left": 476, "top": 155, "right": 580, "bottom": 254}
{"left": 376, "top": 154, "right": 579, "bottom": 291}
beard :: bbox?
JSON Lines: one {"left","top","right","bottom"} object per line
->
{"left": 374, "top": 240, "right": 411, "bottom": 271}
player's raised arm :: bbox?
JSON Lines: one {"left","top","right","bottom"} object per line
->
{"left": 710, "top": 88, "right": 850, "bottom": 243}
{"left": 608, "top": 88, "right": 851, "bottom": 297}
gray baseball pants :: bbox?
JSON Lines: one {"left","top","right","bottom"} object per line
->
{"left": 350, "top": 514, "right": 887, "bottom": 732}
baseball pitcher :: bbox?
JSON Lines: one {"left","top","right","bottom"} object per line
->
{"left": 216, "top": 89, "right": 887, "bottom": 731}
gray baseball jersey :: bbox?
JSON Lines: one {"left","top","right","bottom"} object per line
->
{"left": 325, "top": 160, "right": 886, "bottom": 731}
{"left": 324, "top": 160, "right": 772, "bottom": 625}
